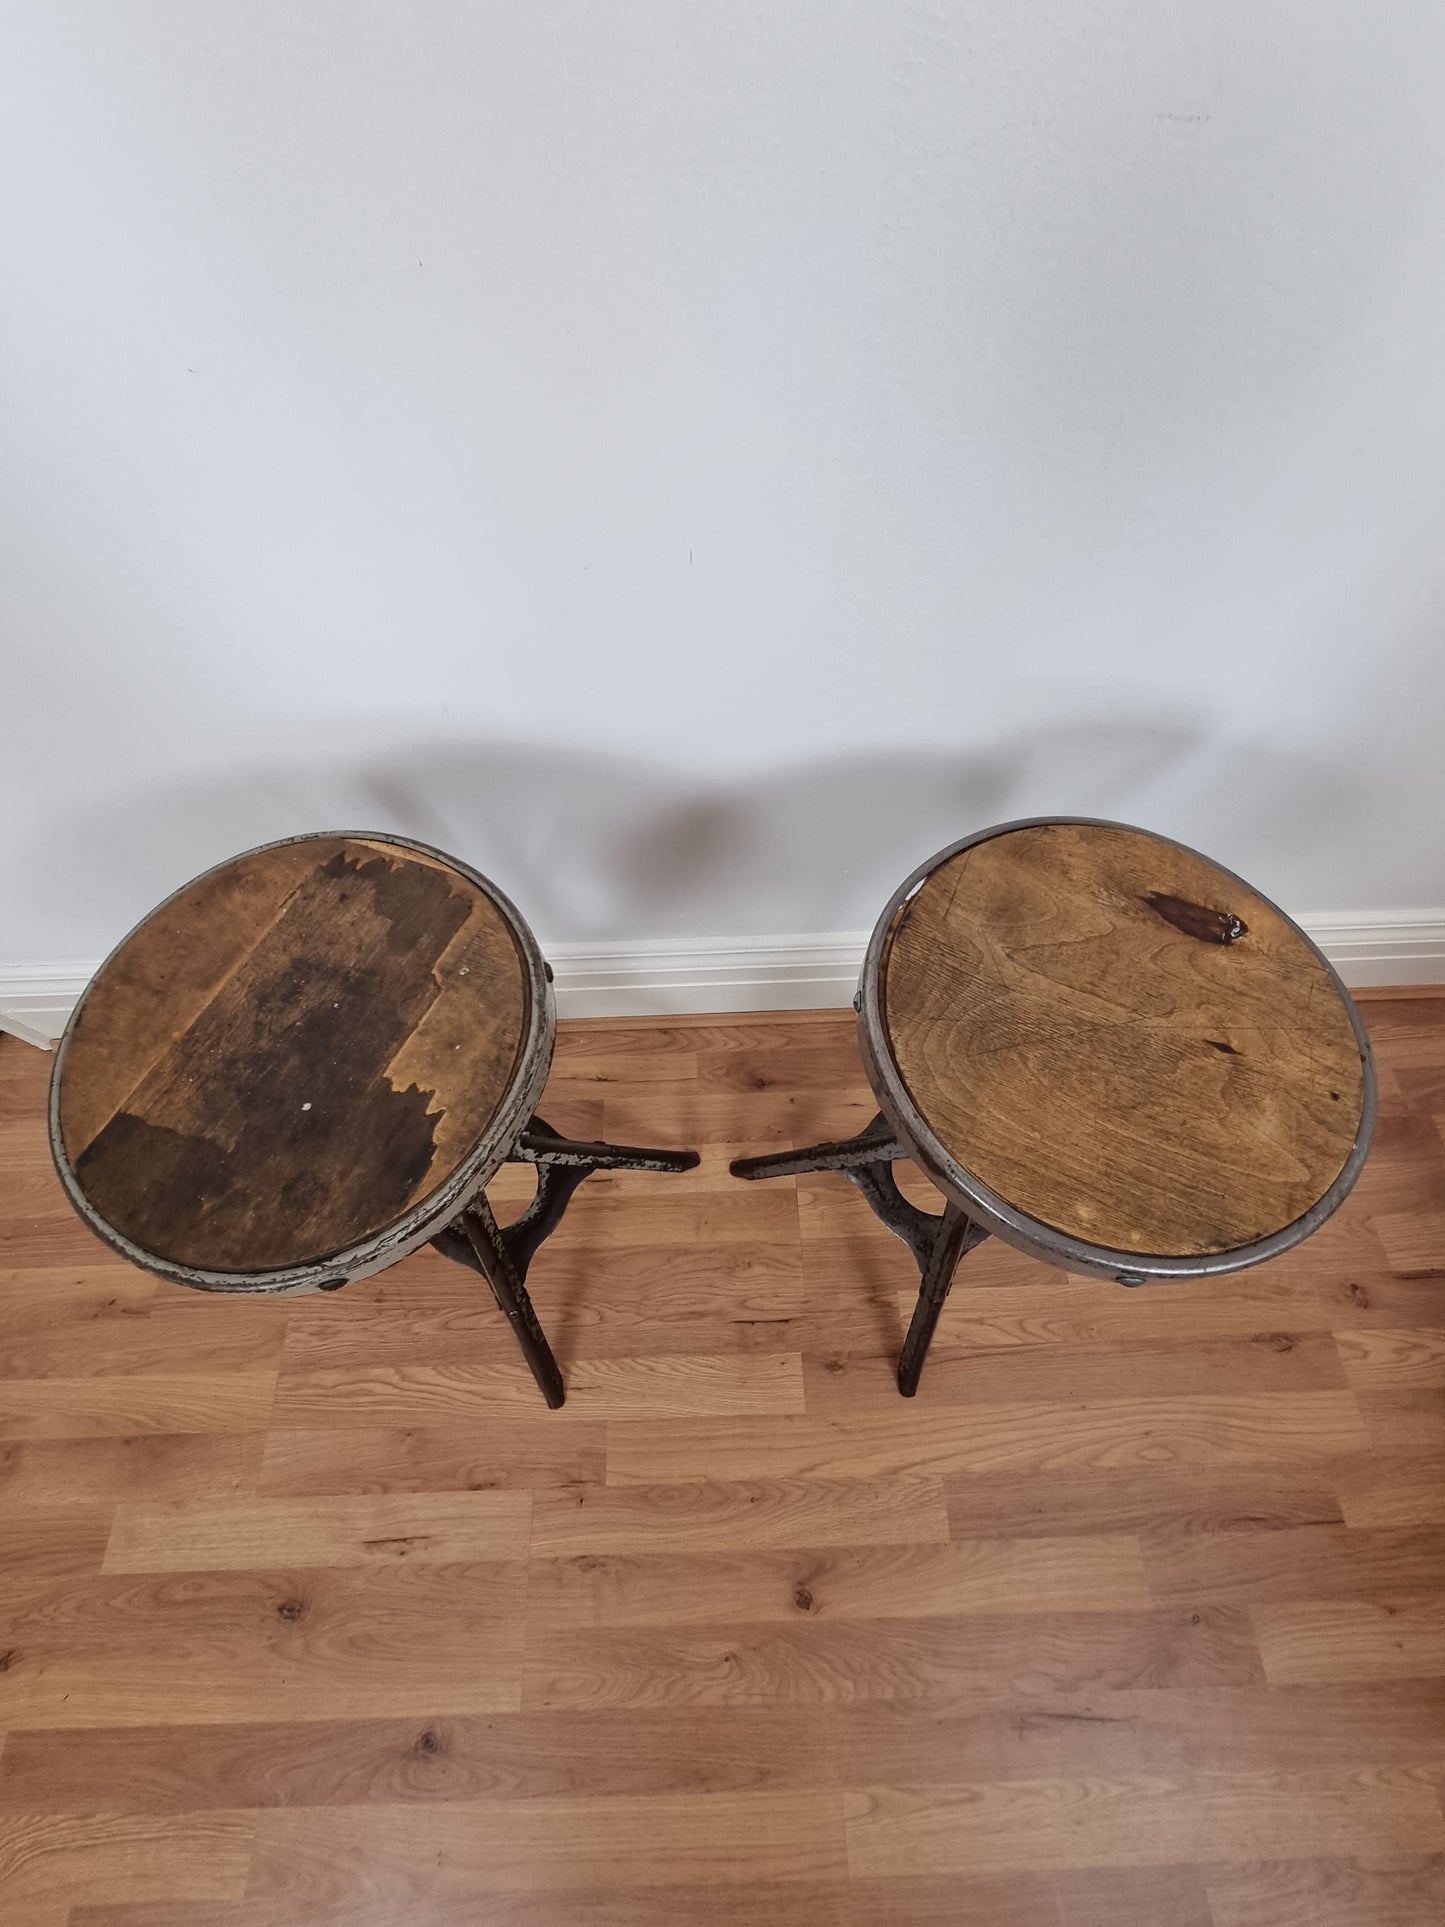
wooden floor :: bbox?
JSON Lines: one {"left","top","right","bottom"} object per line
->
{"left": 2, "top": 995, "right": 1445, "bottom": 1926}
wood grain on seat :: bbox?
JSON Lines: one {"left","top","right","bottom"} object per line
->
{"left": 879, "top": 822, "right": 1366, "bottom": 1256}
{"left": 54, "top": 837, "right": 529, "bottom": 1271}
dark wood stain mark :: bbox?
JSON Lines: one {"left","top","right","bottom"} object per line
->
{"left": 1205, "top": 1039, "right": 1241, "bottom": 1055}
{"left": 1144, "top": 894, "right": 1248, "bottom": 945}
{"left": 71, "top": 851, "right": 471, "bottom": 1271}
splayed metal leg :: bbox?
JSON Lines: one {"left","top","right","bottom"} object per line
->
{"left": 732, "top": 1113, "right": 989, "bottom": 1395}
{"left": 432, "top": 1115, "right": 700, "bottom": 1408}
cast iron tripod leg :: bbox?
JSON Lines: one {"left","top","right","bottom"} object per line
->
{"left": 897, "top": 1202, "right": 974, "bottom": 1398}
{"left": 461, "top": 1193, "right": 566, "bottom": 1410}
{"left": 517, "top": 1126, "right": 700, "bottom": 1174}
{"left": 730, "top": 1115, "right": 900, "bottom": 1181}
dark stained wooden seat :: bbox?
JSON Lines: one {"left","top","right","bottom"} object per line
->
{"left": 51, "top": 833, "right": 699, "bottom": 1406}
{"left": 734, "top": 818, "right": 1376, "bottom": 1394}
{"left": 55, "top": 836, "right": 532, "bottom": 1274}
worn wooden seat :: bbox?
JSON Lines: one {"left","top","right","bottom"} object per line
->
{"left": 51, "top": 833, "right": 699, "bottom": 1406}
{"left": 734, "top": 818, "right": 1376, "bottom": 1394}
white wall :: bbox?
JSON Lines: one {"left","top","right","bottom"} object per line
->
{"left": 4, "top": 1, "right": 1444, "bottom": 976}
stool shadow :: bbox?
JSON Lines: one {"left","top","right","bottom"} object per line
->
{"left": 33, "top": 713, "right": 1381, "bottom": 966}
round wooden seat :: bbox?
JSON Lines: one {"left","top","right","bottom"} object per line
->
{"left": 50, "top": 834, "right": 551, "bottom": 1289}
{"left": 864, "top": 819, "right": 1374, "bottom": 1271}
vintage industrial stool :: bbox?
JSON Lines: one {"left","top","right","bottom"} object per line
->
{"left": 733, "top": 818, "right": 1376, "bottom": 1395}
{"left": 49, "top": 832, "right": 699, "bottom": 1408}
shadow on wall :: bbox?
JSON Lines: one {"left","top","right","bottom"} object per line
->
{"left": 33, "top": 711, "right": 1374, "bottom": 952}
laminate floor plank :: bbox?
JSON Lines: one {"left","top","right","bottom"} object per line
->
{"left": 1336, "top": 1451, "right": 1445, "bottom": 1528}
{"left": 0, "top": 1808, "right": 254, "bottom": 1905}
{"left": 1142, "top": 1523, "right": 1445, "bottom": 1604}
{"left": 246, "top": 1789, "right": 847, "bottom": 1896}
{"left": 523, "top": 1605, "right": 1264, "bottom": 1710}
{"left": 943, "top": 1462, "right": 1346, "bottom": 1540}
{"left": 1253, "top": 1596, "right": 1445, "bottom": 1685}
{"left": 256, "top": 1420, "right": 606, "bottom": 1495}
{"left": 804, "top": 1331, "right": 1346, "bottom": 1412}
{"left": 272, "top": 1350, "right": 804, "bottom": 1426}
{"left": 829, "top": 1682, "right": 1445, "bottom": 1782}
{"left": 0, "top": 1707, "right": 838, "bottom": 1812}
{"left": 0, "top": 1373, "right": 277, "bottom": 1439}
{"left": 102, "top": 1490, "right": 532, "bottom": 1572}
{"left": 530, "top": 1477, "right": 950, "bottom": 1556}
{"left": 75, "top": 1885, "right": 851, "bottom": 1927}
{"left": 528, "top": 1534, "right": 1150, "bottom": 1630}
{"left": 1337, "top": 1327, "right": 1445, "bottom": 1388}
{"left": 842, "top": 1768, "right": 1445, "bottom": 1877}
{"left": 1204, "top": 1854, "right": 1445, "bottom": 1927}
{"left": 605, "top": 1393, "right": 1368, "bottom": 1486}
{"left": 0, "top": 1433, "right": 265, "bottom": 1515}
{"left": 0, "top": 1562, "right": 528, "bottom": 1728}
{"left": 1, "top": 995, "right": 1442, "bottom": 1916}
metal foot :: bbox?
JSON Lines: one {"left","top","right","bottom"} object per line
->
{"left": 431, "top": 1116, "right": 700, "bottom": 1407}
{"left": 730, "top": 1112, "right": 989, "bottom": 1395}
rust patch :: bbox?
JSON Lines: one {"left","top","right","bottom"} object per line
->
{"left": 1144, "top": 893, "right": 1248, "bottom": 945}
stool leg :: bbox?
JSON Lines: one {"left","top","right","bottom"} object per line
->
{"left": 730, "top": 1114, "right": 902, "bottom": 1180}
{"left": 731, "top": 1112, "right": 989, "bottom": 1396}
{"left": 897, "top": 1202, "right": 975, "bottom": 1398}
{"left": 460, "top": 1193, "right": 566, "bottom": 1410}
{"left": 433, "top": 1116, "right": 699, "bottom": 1410}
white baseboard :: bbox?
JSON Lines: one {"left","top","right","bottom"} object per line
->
{"left": 0, "top": 962, "right": 95, "bottom": 1050}
{"left": 1293, "top": 911, "right": 1445, "bottom": 988}
{"left": 3, "top": 913, "right": 1443, "bottom": 1048}
{"left": 543, "top": 931, "right": 867, "bottom": 1019}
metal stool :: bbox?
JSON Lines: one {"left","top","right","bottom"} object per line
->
{"left": 49, "top": 832, "right": 699, "bottom": 1409}
{"left": 733, "top": 817, "right": 1376, "bottom": 1395}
